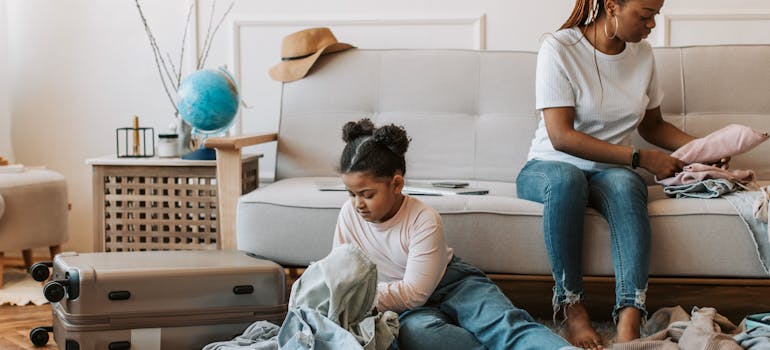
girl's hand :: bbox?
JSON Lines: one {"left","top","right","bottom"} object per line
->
{"left": 639, "top": 149, "right": 686, "bottom": 179}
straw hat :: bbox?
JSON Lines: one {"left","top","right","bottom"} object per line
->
{"left": 269, "top": 27, "right": 354, "bottom": 83}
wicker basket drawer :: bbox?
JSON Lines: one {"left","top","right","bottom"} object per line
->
{"left": 88, "top": 155, "right": 260, "bottom": 252}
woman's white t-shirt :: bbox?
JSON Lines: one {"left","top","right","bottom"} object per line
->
{"left": 528, "top": 27, "right": 663, "bottom": 171}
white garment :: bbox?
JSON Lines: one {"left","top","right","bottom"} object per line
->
{"left": 529, "top": 27, "right": 663, "bottom": 171}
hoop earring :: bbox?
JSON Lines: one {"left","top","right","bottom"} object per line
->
{"left": 604, "top": 15, "right": 619, "bottom": 39}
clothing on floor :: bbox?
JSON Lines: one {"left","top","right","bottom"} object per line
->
{"left": 202, "top": 321, "right": 280, "bottom": 350}
{"left": 284, "top": 244, "right": 398, "bottom": 350}
{"left": 613, "top": 306, "right": 743, "bottom": 350}
{"left": 204, "top": 245, "right": 398, "bottom": 350}
{"left": 734, "top": 326, "right": 770, "bottom": 350}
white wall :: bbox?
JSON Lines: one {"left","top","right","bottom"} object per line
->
{"left": 5, "top": 0, "right": 770, "bottom": 254}
{"left": 0, "top": 0, "right": 12, "bottom": 161}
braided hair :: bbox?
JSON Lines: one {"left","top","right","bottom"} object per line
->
{"left": 340, "top": 118, "right": 410, "bottom": 178}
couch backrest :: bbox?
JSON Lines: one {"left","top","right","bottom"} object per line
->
{"left": 276, "top": 46, "right": 770, "bottom": 182}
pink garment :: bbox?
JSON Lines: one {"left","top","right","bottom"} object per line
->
{"left": 657, "top": 163, "right": 756, "bottom": 186}
{"left": 333, "top": 195, "right": 454, "bottom": 313}
{"left": 671, "top": 124, "right": 769, "bottom": 164}
{"left": 658, "top": 124, "right": 769, "bottom": 186}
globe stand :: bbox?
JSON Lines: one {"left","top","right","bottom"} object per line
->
{"left": 181, "top": 147, "right": 216, "bottom": 160}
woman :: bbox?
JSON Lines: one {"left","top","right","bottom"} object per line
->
{"left": 516, "top": 0, "right": 721, "bottom": 348}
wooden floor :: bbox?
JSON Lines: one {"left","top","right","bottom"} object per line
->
{"left": 0, "top": 304, "right": 56, "bottom": 349}
{"left": 1, "top": 266, "right": 768, "bottom": 350}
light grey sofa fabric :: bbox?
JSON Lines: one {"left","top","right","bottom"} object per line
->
{"left": 238, "top": 46, "right": 770, "bottom": 279}
{"left": 238, "top": 178, "right": 768, "bottom": 277}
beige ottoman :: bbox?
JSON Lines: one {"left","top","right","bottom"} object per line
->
{"left": 0, "top": 168, "right": 68, "bottom": 287}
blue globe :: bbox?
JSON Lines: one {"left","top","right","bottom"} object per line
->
{"left": 177, "top": 67, "right": 239, "bottom": 136}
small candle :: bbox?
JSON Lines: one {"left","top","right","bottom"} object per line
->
{"left": 132, "top": 116, "right": 140, "bottom": 156}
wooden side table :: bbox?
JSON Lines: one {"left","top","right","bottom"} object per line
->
{"left": 87, "top": 155, "right": 261, "bottom": 252}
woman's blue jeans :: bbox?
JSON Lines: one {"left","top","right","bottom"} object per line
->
{"left": 516, "top": 159, "right": 650, "bottom": 320}
{"left": 396, "top": 256, "right": 576, "bottom": 350}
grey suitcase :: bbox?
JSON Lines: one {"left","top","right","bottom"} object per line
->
{"left": 30, "top": 250, "right": 287, "bottom": 349}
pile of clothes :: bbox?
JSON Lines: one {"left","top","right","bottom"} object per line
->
{"left": 204, "top": 244, "right": 398, "bottom": 350}
{"left": 614, "top": 306, "right": 770, "bottom": 350}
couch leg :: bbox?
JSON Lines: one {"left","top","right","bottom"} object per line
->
{"left": 49, "top": 245, "right": 61, "bottom": 259}
{"left": 0, "top": 252, "right": 4, "bottom": 289}
{"left": 22, "top": 249, "right": 33, "bottom": 270}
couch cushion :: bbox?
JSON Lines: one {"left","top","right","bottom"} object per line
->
{"left": 277, "top": 49, "right": 540, "bottom": 183}
{"left": 237, "top": 177, "right": 768, "bottom": 278}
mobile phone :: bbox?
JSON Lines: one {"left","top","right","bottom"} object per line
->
{"left": 432, "top": 181, "right": 469, "bottom": 188}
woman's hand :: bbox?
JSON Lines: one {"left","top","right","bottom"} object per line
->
{"left": 710, "top": 157, "right": 731, "bottom": 169}
{"left": 639, "top": 149, "right": 686, "bottom": 178}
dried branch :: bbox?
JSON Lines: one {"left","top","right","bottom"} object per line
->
{"left": 134, "top": 0, "right": 234, "bottom": 117}
{"left": 198, "top": 0, "right": 218, "bottom": 69}
{"left": 134, "top": 0, "right": 179, "bottom": 116}
{"left": 177, "top": 1, "right": 195, "bottom": 85}
{"left": 198, "top": 1, "right": 234, "bottom": 70}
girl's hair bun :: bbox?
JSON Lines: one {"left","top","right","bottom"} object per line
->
{"left": 342, "top": 118, "right": 375, "bottom": 143}
{"left": 373, "top": 124, "right": 410, "bottom": 156}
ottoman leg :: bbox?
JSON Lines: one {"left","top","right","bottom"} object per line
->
{"left": 22, "top": 249, "right": 33, "bottom": 270}
{"left": 0, "top": 252, "right": 4, "bottom": 289}
{"left": 49, "top": 245, "right": 61, "bottom": 259}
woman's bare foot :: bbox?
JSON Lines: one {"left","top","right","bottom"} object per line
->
{"left": 615, "top": 307, "right": 642, "bottom": 343}
{"left": 564, "top": 303, "right": 604, "bottom": 349}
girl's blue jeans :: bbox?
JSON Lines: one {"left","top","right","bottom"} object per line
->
{"left": 516, "top": 159, "right": 650, "bottom": 320}
{"left": 396, "top": 256, "right": 576, "bottom": 350}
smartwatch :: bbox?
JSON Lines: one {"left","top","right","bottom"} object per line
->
{"left": 631, "top": 147, "right": 640, "bottom": 169}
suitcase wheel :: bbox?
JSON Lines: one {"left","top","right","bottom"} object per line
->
{"left": 43, "top": 280, "right": 68, "bottom": 303}
{"left": 29, "top": 262, "right": 53, "bottom": 282}
{"left": 29, "top": 326, "right": 52, "bottom": 347}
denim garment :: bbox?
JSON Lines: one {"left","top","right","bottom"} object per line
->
{"left": 663, "top": 178, "right": 739, "bottom": 198}
{"left": 282, "top": 244, "right": 399, "bottom": 350}
{"left": 202, "top": 321, "right": 280, "bottom": 350}
{"left": 516, "top": 159, "right": 650, "bottom": 319}
{"left": 397, "top": 256, "right": 576, "bottom": 350}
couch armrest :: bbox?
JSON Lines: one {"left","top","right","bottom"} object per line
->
{"left": 205, "top": 133, "right": 278, "bottom": 250}
{"left": 205, "top": 133, "right": 278, "bottom": 150}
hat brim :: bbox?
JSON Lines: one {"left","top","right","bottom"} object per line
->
{"left": 269, "top": 43, "right": 354, "bottom": 83}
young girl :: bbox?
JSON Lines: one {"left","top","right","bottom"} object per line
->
{"left": 333, "top": 119, "right": 577, "bottom": 350}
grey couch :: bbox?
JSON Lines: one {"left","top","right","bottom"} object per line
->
{"left": 210, "top": 46, "right": 770, "bottom": 283}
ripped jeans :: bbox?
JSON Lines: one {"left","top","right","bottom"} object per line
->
{"left": 516, "top": 159, "right": 650, "bottom": 320}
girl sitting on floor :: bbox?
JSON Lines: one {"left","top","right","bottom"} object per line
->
{"left": 333, "top": 118, "right": 578, "bottom": 350}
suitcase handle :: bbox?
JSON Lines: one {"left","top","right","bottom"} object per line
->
{"left": 108, "top": 341, "right": 131, "bottom": 350}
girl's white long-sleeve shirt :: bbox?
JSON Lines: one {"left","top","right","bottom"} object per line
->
{"left": 333, "top": 195, "right": 454, "bottom": 313}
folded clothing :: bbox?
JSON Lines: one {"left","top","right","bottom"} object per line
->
{"left": 657, "top": 163, "right": 756, "bottom": 187}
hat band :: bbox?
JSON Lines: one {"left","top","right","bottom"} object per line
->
{"left": 281, "top": 52, "right": 316, "bottom": 61}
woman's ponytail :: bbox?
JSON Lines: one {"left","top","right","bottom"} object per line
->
{"left": 560, "top": 0, "right": 603, "bottom": 30}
